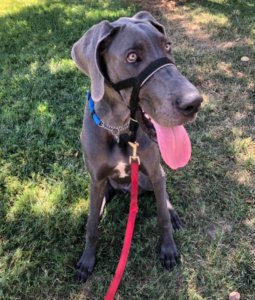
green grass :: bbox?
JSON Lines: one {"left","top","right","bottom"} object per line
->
{"left": 0, "top": 0, "right": 254, "bottom": 299}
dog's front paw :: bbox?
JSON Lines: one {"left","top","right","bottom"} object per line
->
{"left": 76, "top": 254, "right": 95, "bottom": 283}
{"left": 160, "top": 242, "right": 180, "bottom": 271}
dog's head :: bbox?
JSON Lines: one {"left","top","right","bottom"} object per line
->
{"left": 71, "top": 11, "right": 202, "bottom": 129}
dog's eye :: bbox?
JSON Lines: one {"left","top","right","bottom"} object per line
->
{"left": 165, "top": 42, "right": 171, "bottom": 52}
{"left": 127, "top": 52, "right": 138, "bottom": 63}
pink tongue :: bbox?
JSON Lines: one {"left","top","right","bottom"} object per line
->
{"left": 151, "top": 120, "right": 191, "bottom": 170}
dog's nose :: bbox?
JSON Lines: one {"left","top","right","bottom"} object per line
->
{"left": 176, "top": 94, "right": 203, "bottom": 116}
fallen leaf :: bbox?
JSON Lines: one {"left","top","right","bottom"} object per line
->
{"left": 241, "top": 56, "right": 249, "bottom": 62}
{"left": 229, "top": 291, "right": 240, "bottom": 300}
{"left": 245, "top": 199, "right": 253, "bottom": 204}
{"left": 236, "top": 72, "right": 245, "bottom": 78}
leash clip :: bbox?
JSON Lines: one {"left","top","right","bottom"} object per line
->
{"left": 128, "top": 142, "right": 140, "bottom": 165}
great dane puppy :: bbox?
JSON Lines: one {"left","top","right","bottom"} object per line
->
{"left": 71, "top": 11, "right": 202, "bottom": 282}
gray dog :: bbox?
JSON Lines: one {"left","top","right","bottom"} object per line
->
{"left": 71, "top": 11, "right": 202, "bottom": 282}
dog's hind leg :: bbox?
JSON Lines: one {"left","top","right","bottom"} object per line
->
{"left": 76, "top": 179, "right": 107, "bottom": 282}
{"left": 139, "top": 171, "right": 183, "bottom": 230}
{"left": 104, "top": 180, "right": 118, "bottom": 203}
{"left": 99, "top": 180, "right": 118, "bottom": 217}
{"left": 166, "top": 193, "right": 183, "bottom": 230}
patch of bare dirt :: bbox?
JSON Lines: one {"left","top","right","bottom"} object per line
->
{"left": 128, "top": 0, "right": 254, "bottom": 51}
{"left": 127, "top": 0, "right": 190, "bottom": 13}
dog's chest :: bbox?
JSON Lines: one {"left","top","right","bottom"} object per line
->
{"left": 113, "top": 161, "right": 130, "bottom": 179}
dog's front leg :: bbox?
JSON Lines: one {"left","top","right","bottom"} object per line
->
{"left": 77, "top": 179, "right": 107, "bottom": 282}
{"left": 152, "top": 174, "right": 180, "bottom": 271}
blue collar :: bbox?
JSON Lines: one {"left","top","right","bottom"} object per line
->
{"left": 86, "top": 92, "right": 130, "bottom": 143}
{"left": 87, "top": 91, "right": 102, "bottom": 126}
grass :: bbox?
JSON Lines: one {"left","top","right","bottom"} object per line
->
{"left": 0, "top": 0, "right": 254, "bottom": 299}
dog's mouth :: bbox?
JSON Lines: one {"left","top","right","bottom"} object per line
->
{"left": 137, "top": 106, "right": 192, "bottom": 170}
{"left": 137, "top": 107, "right": 157, "bottom": 142}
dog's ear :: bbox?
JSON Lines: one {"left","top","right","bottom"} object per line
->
{"left": 133, "top": 11, "right": 166, "bottom": 36}
{"left": 71, "top": 21, "right": 118, "bottom": 101}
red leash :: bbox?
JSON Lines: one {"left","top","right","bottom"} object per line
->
{"left": 104, "top": 142, "right": 140, "bottom": 300}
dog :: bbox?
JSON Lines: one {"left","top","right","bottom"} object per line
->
{"left": 71, "top": 11, "right": 202, "bottom": 282}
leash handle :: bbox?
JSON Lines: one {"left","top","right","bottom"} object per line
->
{"left": 104, "top": 160, "right": 139, "bottom": 300}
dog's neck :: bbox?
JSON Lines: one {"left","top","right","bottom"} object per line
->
{"left": 94, "top": 85, "right": 130, "bottom": 127}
